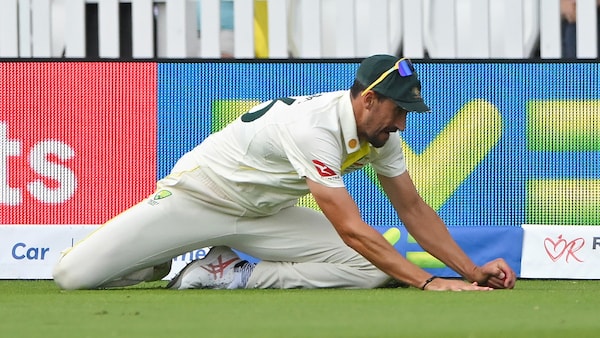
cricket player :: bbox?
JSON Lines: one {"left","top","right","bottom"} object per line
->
{"left": 53, "top": 55, "right": 516, "bottom": 291}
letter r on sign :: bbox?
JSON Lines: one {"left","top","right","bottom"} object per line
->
{"left": 593, "top": 237, "right": 600, "bottom": 250}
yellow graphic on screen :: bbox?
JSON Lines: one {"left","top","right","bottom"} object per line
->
{"left": 402, "top": 99, "right": 502, "bottom": 210}
{"left": 527, "top": 179, "right": 600, "bottom": 225}
{"left": 211, "top": 100, "right": 260, "bottom": 133}
{"left": 361, "top": 99, "right": 502, "bottom": 210}
{"left": 527, "top": 100, "right": 600, "bottom": 151}
{"left": 526, "top": 100, "right": 600, "bottom": 225}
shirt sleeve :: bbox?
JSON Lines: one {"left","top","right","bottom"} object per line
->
{"left": 370, "top": 132, "right": 407, "bottom": 177}
{"left": 279, "top": 125, "right": 346, "bottom": 188}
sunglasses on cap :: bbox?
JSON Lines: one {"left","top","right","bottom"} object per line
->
{"left": 361, "top": 58, "right": 414, "bottom": 96}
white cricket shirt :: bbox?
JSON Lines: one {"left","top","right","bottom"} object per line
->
{"left": 176, "top": 90, "right": 407, "bottom": 216}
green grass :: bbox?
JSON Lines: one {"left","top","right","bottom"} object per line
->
{"left": 0, "top": 280, "right": 598, "bottom": 338}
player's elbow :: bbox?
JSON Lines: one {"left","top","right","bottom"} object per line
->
{"left": 336, "top": 225, "right": 366, "bottom": 250}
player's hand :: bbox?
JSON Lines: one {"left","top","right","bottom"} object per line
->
{"left": 475, "top": 258, "right": 516, "bottom": 289}
{"left": 422, "top": 278, "right": 493, "bottom": 291}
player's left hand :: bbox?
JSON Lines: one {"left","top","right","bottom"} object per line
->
{"left": 475, "top": 258, "right": 516, "bottom": 289}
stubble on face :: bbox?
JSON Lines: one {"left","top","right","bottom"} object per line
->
{"left": 360, "top": 98, "right": 404, "bottom": 148}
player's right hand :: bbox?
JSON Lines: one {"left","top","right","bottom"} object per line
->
{"left": 471, "top": 258, "right": 516, "bottom": 289}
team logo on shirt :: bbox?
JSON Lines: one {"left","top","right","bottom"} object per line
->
{"left": 147, "top": 189, "right": 172, "bottom": 206}
{"left": 312, "top": 160, "right": 337, "bottom": 177}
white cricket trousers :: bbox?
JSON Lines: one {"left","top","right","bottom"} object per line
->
{"left": 53, "top": 167, "right": 390, "bottom": 290}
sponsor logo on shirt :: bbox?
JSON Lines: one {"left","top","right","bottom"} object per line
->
{"left": 312, "top": 160, "right": 337, "bottom": 177}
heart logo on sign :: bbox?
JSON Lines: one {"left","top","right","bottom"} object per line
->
{"left": 544, "top": 234, "right": 585, "bottom": 263}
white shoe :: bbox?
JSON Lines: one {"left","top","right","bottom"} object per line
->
{"left": 167, "top": 246, "right": 241, "bottom": 290}
{"left": 227, "top": 260, "right": 255, "bottom": 289}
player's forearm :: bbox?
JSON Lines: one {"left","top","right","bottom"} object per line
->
{"left": 401, "top": 204, "right": 481, "bottom": 282}
{"left": 340, "top": 222, "right": 432, "bottom": 288}
{"left": 308, "top": 179, "right": 436, "bottom": 287}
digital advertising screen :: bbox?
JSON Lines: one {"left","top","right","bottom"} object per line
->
{"left": 1, "top": 60, "right": 599, "bottom": 278}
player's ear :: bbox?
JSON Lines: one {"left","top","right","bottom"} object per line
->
{"left": 363, "top": 90, "right": 375, "bottom": 110}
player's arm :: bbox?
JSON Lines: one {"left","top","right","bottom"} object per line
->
{"left": 377, "top": 172, "right": 516, "bottom": 289}
{"left": 306, "top": 178, "right": 493, "bottom": 290}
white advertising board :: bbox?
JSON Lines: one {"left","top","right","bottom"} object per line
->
{"left": 0, "top": 225, "right": 206, "bottom": 280}
{"left": 521, "top": 224, "right": 600, "bottom": 278}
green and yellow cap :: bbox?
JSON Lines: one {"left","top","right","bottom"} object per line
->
{"left": 357, "top": 54, "right": 430, "bottom": 113}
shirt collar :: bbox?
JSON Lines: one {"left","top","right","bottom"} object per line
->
{"left": 338, "top": 91, "right": 362, "bottom": 154}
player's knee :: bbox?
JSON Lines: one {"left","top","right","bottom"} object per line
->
{"left": 355, "top": 277, "right": 387, "bottom": 289}
{"left": 52, "top": 257, "right": 91, "bottom": 290}
{"left": 355, "top": 268, "right": 390, "bottom": 289}
{"left": 53, "top": 264, "right": 75, "bottom": 290}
